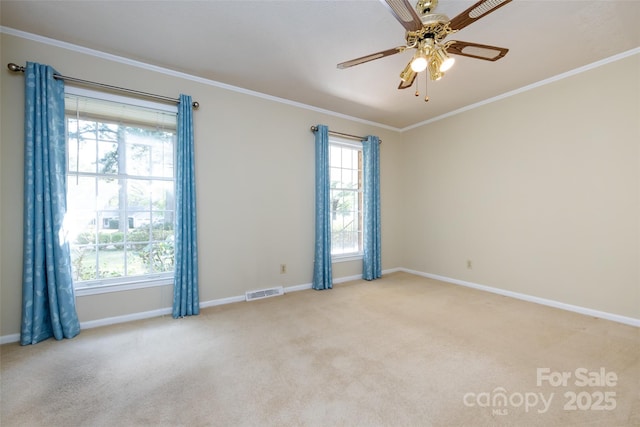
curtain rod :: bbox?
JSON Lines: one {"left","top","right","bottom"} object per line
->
{"left": 310, "top": 126, "right": 381, "bottom": 143}
{"left": 7, "top": 63, "right": 199, "bottom": 109}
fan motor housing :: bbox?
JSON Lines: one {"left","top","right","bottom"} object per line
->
{"left": 406, "top": 14, "right": 454, "bottom": 47}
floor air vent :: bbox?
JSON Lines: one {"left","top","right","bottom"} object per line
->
{"left": 245, "top": 286, "right": 284, "bottom": 301}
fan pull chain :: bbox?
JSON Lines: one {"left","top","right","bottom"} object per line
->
{"left": 424, "top": 70, "right": 429, "bottom": 102}
{"left": 412, "top": 72, "right": 430, "bottom": 102}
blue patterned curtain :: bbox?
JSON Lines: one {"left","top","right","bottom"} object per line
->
{"left": 172, "top": 94, "right": 199, "bottom": 317}
{"left": 362, "top": 135, "right": 382, "bottom": 280}
{"left": 312, "top": 125, "right": 332, "bottom": 290}
{"left": 21, "top": 62, "right": 80, "bottom": 345}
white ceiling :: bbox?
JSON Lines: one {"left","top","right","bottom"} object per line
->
{"left": 2, "top": 0, "right": 638, "bottom": 129}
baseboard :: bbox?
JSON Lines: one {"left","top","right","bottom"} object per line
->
{"left": 0, "top": 271, "right": 385, "bottom": 344}
{"left": 0, "top": 333, "right": 20, "bottom": 345}
{"left": 80, "top": 307, "right": 173, "bottom": 330}
{"left": 0, "top": 307, "right": 175, "bottom": 345}
{"left": 284, "top": 283, "right": 312, "bottom": 293}
{"left": 8, "top": 266, "right": 629, "bottom": 345}
{"left": 200, "top": 295, "right": 245, "bottom": 308}
{"left": 401, "top": 268, "right": 640, "bottom": 328}
{"left": 334, "top": 274, "right": 362, "bottom": 284}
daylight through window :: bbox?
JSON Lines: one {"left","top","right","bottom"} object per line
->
{"left": 65, "top": 91, "right": 177, "bottom": 288}
{"left": 329, "top": 139, "right": 363, "bottom": 257}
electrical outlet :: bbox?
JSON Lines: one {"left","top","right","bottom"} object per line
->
{"left": 280, "top": 264, "right": 287, "bottom": 274}
{"left": 467, "top": 260, "right": 472, "bottom": 269}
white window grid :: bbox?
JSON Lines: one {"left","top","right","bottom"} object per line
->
{"left": 329, "top": 139, "right": 363, "bottom": 258}
{"left": 65, "top": 89, "right": 177, "bottom": 292}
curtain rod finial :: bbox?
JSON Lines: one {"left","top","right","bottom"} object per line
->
{"left": 192, "top": 101, "right": 199, "bottom": 110}
{"left": 7, "top": 63, "right": 24, "bottom": 72}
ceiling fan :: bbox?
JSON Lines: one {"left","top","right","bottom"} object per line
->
{"left": 338, "top": 0, "right": 512, "bottom": 100}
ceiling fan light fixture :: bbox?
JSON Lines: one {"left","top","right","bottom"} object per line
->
{"left": 410, "top": 43, "right": 430, "bottom": 72}
{"left": 400, "top": 61, "right": 415, "bottom": 82}
{"left": 428, "top": 59, "right": 444, "bottom": 81}
{"left": 410, "top": 54, "right": 428, "bottom": 72}
{"left": 435, "top": 47, "right": 455, "bottom": 72}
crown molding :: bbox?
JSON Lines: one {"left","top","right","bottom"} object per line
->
{"left": 3, "top": 27, "right": 637, "bottom": 133}
{"left": 0, "top": 26, "right": 400, "bottom": 133}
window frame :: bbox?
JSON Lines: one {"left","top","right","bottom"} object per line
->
{"left": 64, "top": 87, "right": 178, "bottom": 296}
{"left": 328, "top": 137, "right": 364, "bottom": 262}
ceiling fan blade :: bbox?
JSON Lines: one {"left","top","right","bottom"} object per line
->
{"left": 337, "top": 46, "right": 405, "bottom": 69}
{"left": 379, "top": 0, "right": 424, "bottom": 32}
{"left": 449, "top": 0, "right": 512, "bottom": 31}
{"left": 447, "top": 40, "right": 509, "bottom": 61}
{"left": 398, "top": 71, "right": 417, "bottom": 89}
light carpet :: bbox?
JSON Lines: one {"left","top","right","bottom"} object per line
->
{"left": 1, "top": 272, "right": 638, "bottom": 426}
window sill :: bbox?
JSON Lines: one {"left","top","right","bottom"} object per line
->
{"left": 332, "top": 254, "right": 363, "bottom": 263}
{"left": 74, "top": 276, "right": 173, "bottom": 296}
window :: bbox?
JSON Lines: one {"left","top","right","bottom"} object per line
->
{"left": 65, "top": 88, "right": 177, "bottom": 290}
{"left": 329, "top": 139, "right": 363, "bottom": 257}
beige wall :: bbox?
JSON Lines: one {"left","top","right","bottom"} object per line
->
{"left": 1, "top": 31, "right": 638, "bottom": 338}
{"left": 401, "top": 54, "right": 639, "bottom": 318}
{"left": 0, "top": 33, "right": 403, "bottom": 336}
